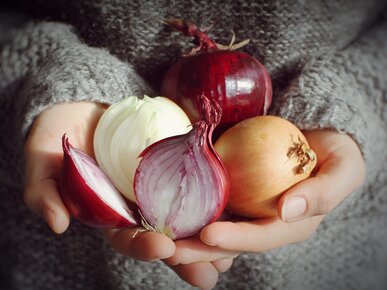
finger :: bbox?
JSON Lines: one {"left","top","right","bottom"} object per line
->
{"left": 211, "top": 258, "right": 234, "bottom": 273}
{"left": 23, "top": 176, "right": 70, "bottom": 234}
{"left": 279, "top": 141, "right": 365, "bottom": 222}
{"left": 103, "top": 229, "right": 175, "bottom": 262}
{"left": 200, "top": 216, "right": 323, "bottom": 252}
{"left": 23, "top": 138, "right": 70, "bottom": 234}
{"left": 168, "top": 262, "right": 219, "bottom": 290}
{"left": 165, "top": 237, "right": 239, "bottom": 265}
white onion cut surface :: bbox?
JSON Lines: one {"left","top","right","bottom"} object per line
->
{"left": 93, "top": 96, "right": 191, "bottom": 202}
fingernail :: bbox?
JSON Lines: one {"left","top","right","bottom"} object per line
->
{"left": 282, "top": 196, "right": 307, "bottom": 221}
{"left": 200, "top": 233, "right": 217, "bottom": 246}
{"left": 201, "top": 239, "right": 217, "bottom": 247}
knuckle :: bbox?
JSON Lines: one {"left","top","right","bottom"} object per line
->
{"left": 316, "top": 193, "right": 335, "bottom": 215}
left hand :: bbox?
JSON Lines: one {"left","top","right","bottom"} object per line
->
{"left": 165, "top": 130, "right": 365, "bottom": 286}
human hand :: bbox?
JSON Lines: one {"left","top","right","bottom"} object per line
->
{"left": 23, "top": 101, "right": 107, "bottom": 234}
{"left": 23, "top": 101, "right": 174, "bottom": 259}
{"left": 22, "top": 101, "right": 232, "bottom": 290}
{"left": 162, "top": 232, "right": 240, "bottom": 289}
{"left": 199, "top": 130, "right": 365, "bottom": 250}
{"left": 167, "top": 130, "right": 365, "bottom": 282}
{"left": 104, "top": 229, "right": 237, "bottom": 290}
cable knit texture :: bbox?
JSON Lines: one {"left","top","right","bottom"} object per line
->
{"left": 0, "top": 0, "right": 386, "bottom": 289}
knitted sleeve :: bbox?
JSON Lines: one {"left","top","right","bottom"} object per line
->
{"left": 271, "top": 11, "right": 387, "bottom": 166}
{"left": 0, "top": 15, "right": 153, "bottom": 140}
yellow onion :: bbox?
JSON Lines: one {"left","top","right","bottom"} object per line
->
{"left": 214, "top": 115, "right": 317, "bottom": 218}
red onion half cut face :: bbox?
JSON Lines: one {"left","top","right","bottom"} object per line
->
{"left": 60, "top": 135, "right": 137, "bottom": 228}
{"left": 134, "top": 96, "right": 230, "bottom": 240}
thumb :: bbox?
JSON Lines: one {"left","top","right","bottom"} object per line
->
{"left": 278, "top": 142, "right": 365, "bottom": 222}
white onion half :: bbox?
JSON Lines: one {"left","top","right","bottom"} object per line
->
{"left": 94, "top": 96, "right": 191, "bottom": 202}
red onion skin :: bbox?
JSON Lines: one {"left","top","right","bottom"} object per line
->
{"left": 60, "top": 135, "right": 137, "bottom": 228}
{"left": 161, "top": 49, "right": 272, "bottom": 135}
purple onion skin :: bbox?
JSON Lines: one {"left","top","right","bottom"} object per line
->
{"left": 60, "top": 135, "right": 137, "bottom": 228}
{"left": 161, "top": 50, "right": 272, "bottom": 135}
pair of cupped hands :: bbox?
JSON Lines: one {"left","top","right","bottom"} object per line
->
{"left": 23, "top": 101, "right": 365, "bottom": 290}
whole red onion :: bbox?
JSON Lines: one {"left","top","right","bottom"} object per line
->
{"left": 161, "top": 18, "right": 272, "bottom": 133}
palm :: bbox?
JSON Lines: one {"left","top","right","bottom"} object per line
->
{"left": 26, "top": 102, "right": 106, "bottom": 156}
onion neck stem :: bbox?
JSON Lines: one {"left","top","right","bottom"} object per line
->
{"left": 163, "top": 18, "right": 218, "bottom": 54}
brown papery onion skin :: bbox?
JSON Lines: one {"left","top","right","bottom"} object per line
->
{"left": 161, "top": 18, "right": 272, "bottom": 136}
{"left": 214, "top": 116, "right": 317, "bottom": 218}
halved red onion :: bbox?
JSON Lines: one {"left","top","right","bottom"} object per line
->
{"left": 134, "top": 95, "right": 230, "bottom": 240}
{"left": 60, "top": 134, "right": 137, "bottom": 228}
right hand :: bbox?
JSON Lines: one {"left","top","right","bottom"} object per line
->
{"left": 23, "top": 101, "right": 233, "bottom": 289}
{"left": 23, "top": 101, "right": 176, "bottom": 259}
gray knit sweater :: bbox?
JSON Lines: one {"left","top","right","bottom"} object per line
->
{"left": 1, "top": 0, "right": 387, "bottom": 289}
